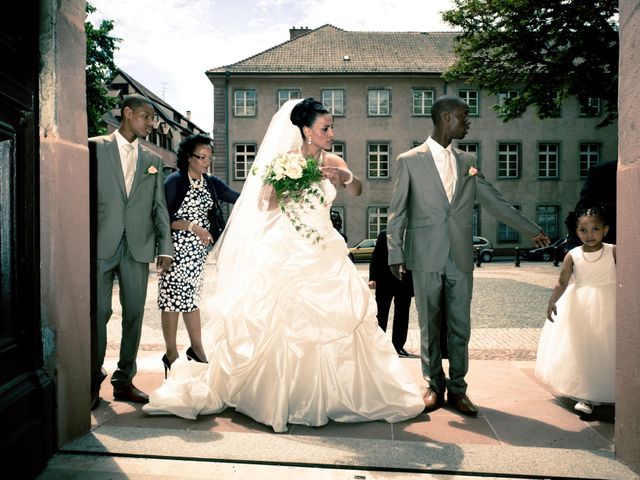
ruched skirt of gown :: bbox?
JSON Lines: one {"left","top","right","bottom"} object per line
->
{"left": 144, "top": 184, "right": 424, "bottom": 432}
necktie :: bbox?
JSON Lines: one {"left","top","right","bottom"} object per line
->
{"left": 443, "top": 149, "right": 455, "bottom": 202}
{"left": 122, "top": 143, "right": 135, "bottom": 196}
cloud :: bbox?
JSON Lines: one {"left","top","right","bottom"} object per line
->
{"left": 88, "top": 0, "right": 454, "bottom": 132}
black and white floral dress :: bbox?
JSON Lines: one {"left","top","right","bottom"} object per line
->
{"left": 158, "top": 180, "right": 214, "bottom": 312}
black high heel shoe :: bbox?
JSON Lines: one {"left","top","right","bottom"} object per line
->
{"left": 161, "top": 354, "right": 172, "bottom": 379}
{"left": 186, "top": 346, "right": 206, "bottom": 363}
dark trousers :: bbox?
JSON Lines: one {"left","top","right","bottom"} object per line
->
{"left": 375, "top": 284, "right": 411, "bottom": 350}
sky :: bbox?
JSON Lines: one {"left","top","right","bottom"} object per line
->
{"left": 89, "top": 0, "right": 456, "bottom": 133}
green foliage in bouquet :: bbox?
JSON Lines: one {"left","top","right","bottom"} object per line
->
{"left": 253, "top": 152, "right": 326, "bottom": 243}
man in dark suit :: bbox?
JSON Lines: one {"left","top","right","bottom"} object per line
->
{"left": 330, "top": 209, "right": 347, "bottom": 242}
{"left": 388, "top": 95, "right": 549, "bottom": 415}
{"left": 89, "top": 94, "right": 173, "bottom": 410}
{"left": 368, "top": 230, "right": 413, "bottom": 357}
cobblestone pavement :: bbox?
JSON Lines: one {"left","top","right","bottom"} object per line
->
{"left": 107, "top": 258, "right": 560, "bottom": 361}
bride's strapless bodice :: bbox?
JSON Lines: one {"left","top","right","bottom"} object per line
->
{"left": 286, "top": 178, "right": 337, "bottom": 240}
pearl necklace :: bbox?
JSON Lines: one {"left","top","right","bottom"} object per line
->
{"left": 189, "top": 175, "right": 204, "bottom": 189}
{"left": 582, "top": 245, "right": 605, "bottom": 263}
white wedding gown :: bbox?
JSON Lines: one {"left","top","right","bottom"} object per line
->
{"left": 144, "top": 177, "right": 424, "bottom": 432}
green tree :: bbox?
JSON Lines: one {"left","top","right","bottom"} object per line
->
{"left": 86, "top": 2, "right": 120, "bottom": 137}
{"left": 442, "top": 0, "right": 619, "bottom": 127}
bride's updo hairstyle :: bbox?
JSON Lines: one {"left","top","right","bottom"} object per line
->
{"left": 290, "top": 97, "right": 329, "bottom": 140}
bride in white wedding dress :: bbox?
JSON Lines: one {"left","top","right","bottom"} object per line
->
{"left": 143, "top": 98, "right": 424, "bottom": 432}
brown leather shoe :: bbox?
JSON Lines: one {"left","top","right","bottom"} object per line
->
{"left": 423, "top": 387, "right": 445, "bottom": 412}
{"left": 113, "top": 384, "right": 149, "bottom": 404}
{"left": 447, "top": 392, "right": 478, "bottom": 416}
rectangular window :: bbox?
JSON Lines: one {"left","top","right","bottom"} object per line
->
{"left": 234, "top": 143, "right": 257, "bottom": 179}
{"left": 498, "top": 205, "right": 520, "bottom": 242}
{"left": 459, "top": 89, "right": 479, "bottom": 116}
{"left": 277, "top": 89, "right": 301, "bottom": 109}
{"left": 497, "top": 90, "right": 520, "bottom": 106}
{"left": 234, "top": 90, "right": 256, "bottom": 117}
{"left": 368, "top": 206, "right": 388, "bottom": 239}
{"left": 580, "top": 97, "right": 601, "bottom": 117}
{"left": 412, "top": 89, "right": 435, "bottom": 116}
{"left": 367, "top": 143, "right": 390, "bottom": 178}
{"left": 579, "top": 143, "right": 600, "bottom": 178}
{"left": 498, "top": 143, "right": 520, "bottom": 178}
{"left": 538, "top": 143, "right": 559, "bottom": 178}
{"left": 368, "top": 89, "right": 391, "bottom": 116}
{"left": 537, "top": 205, "right": 559, "bottom": 239}
{"left": 322, "top": 89, "right": 345, "bottom": 116}
{"left": 329, "top": 141, "right": 345, "bottom": 160}
{"left": 496, "top": 90, "right": 523, "bottom": 117}
{"left": 458, "top": 142, "right": 480, "bottom": 169}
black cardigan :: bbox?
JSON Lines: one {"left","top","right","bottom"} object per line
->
{"left": 164, "top": 169, "right": 240, "bottom": 235}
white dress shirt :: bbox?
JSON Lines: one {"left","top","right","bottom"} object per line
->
{"left": 114, "top": 129, "right": 138, "bottom": 195}
{"left": 427, "top": 136, "right": 457, "bottom": 199}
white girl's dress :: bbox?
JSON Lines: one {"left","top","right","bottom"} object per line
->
{"left": 143, "top": 178, "right": 424, "bottom": 432}
{"left": 535, "top": 243, "right": 616, "bottom": 404}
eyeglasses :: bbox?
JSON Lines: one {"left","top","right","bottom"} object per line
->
{"left": 191, "top": 153, "right": 214, "bottom": 161}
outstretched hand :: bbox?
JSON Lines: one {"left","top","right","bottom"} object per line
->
{"left": 321, "top": 166, "right": 351, "bottom": 185}
{"left": 532, "top": 231, "right": 551, "bottom": 247}
{"left": 390, "top": 263, "right": 406, "bottom": 281}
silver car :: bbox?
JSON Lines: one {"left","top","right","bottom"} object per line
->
{"left": 473, "top": 236, "right": 495, "bottom": 262}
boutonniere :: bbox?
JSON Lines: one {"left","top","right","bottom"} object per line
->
{"left": 466, "top": 161, "right": 478, "bottom": 177}
{"left": 146, "top": 165, "right": 158, "bottom": 175}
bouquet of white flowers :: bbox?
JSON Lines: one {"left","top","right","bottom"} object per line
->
{"left": 253, "top": 152, "right": 325, "bottom": 242}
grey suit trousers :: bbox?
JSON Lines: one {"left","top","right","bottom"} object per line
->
{"left": 94, "top": 236, "right": 149, "bottom": 386}
{"left": 412, "top": 251, "right": 473, "bottom": 394}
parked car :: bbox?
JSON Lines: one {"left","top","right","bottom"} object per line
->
{"left": 348, "top": 238, "right": 376, "bottom": 262}
{"left": 521, "top": 237, "right": 567, "bottom": 261}
{"left": 473, "top": 235, "right": 495, "bottom": 263}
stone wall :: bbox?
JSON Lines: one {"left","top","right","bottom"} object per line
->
{"left": 39, "top": 0, "right": 91, "bottom": 445}
{"left": 616, "top": 0, "right": 640, "bottom": 473}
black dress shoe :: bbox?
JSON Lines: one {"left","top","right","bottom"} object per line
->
{"left": 395, "top": 347, "right": 410, "bottom": 357}
{"left": 91, "top": 367, "right": 108, "bottom": 410}
{"left": 447, "top": 392, "right": 479, "bottom": 416}
{"left": 113, "top": 384, "right": 149, "bottom": 404}
{"left": 91, "top": 393, "right": 100, "bottom": 411}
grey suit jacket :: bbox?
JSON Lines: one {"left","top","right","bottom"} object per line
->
{"left": 90, "top": 133, "right": 173, "bottom": 263}
{"left": 388, "top": 142, "right": 541, "bottom": 273}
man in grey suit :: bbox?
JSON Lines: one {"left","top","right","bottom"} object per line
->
{"left": 89, "top": 95, "right": 173, "bottom": 410}
{"left": 388, "top": 95, "right": 549, "bottom": 415}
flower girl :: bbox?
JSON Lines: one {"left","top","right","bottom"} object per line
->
{"left": 535, "top": 205, "right": 616, "bottom": 415}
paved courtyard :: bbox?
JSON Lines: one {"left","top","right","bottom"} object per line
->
{"left": 108, "top": 258, "right": 560, "bottom": 361}
{"left": 39, "top": 259, "right": 639, "bottom": 479}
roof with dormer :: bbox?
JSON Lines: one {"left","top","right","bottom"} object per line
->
{"left": 207, "top": 24, "right": 459, "bottom": 75}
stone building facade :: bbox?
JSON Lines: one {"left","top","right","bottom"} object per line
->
{"left": 206, "top": 25, "right": 617, "bottom": 251}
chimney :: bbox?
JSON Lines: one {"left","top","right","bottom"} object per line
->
{"left": 186, "top": 110, "right": 191, "bottom": 120}
{"left": 289, "top": 26, "right": 311, "bottom": 40}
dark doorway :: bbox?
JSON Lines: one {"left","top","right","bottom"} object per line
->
{"left": 0, "top": 0, "right": 55, "bottom": 476}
